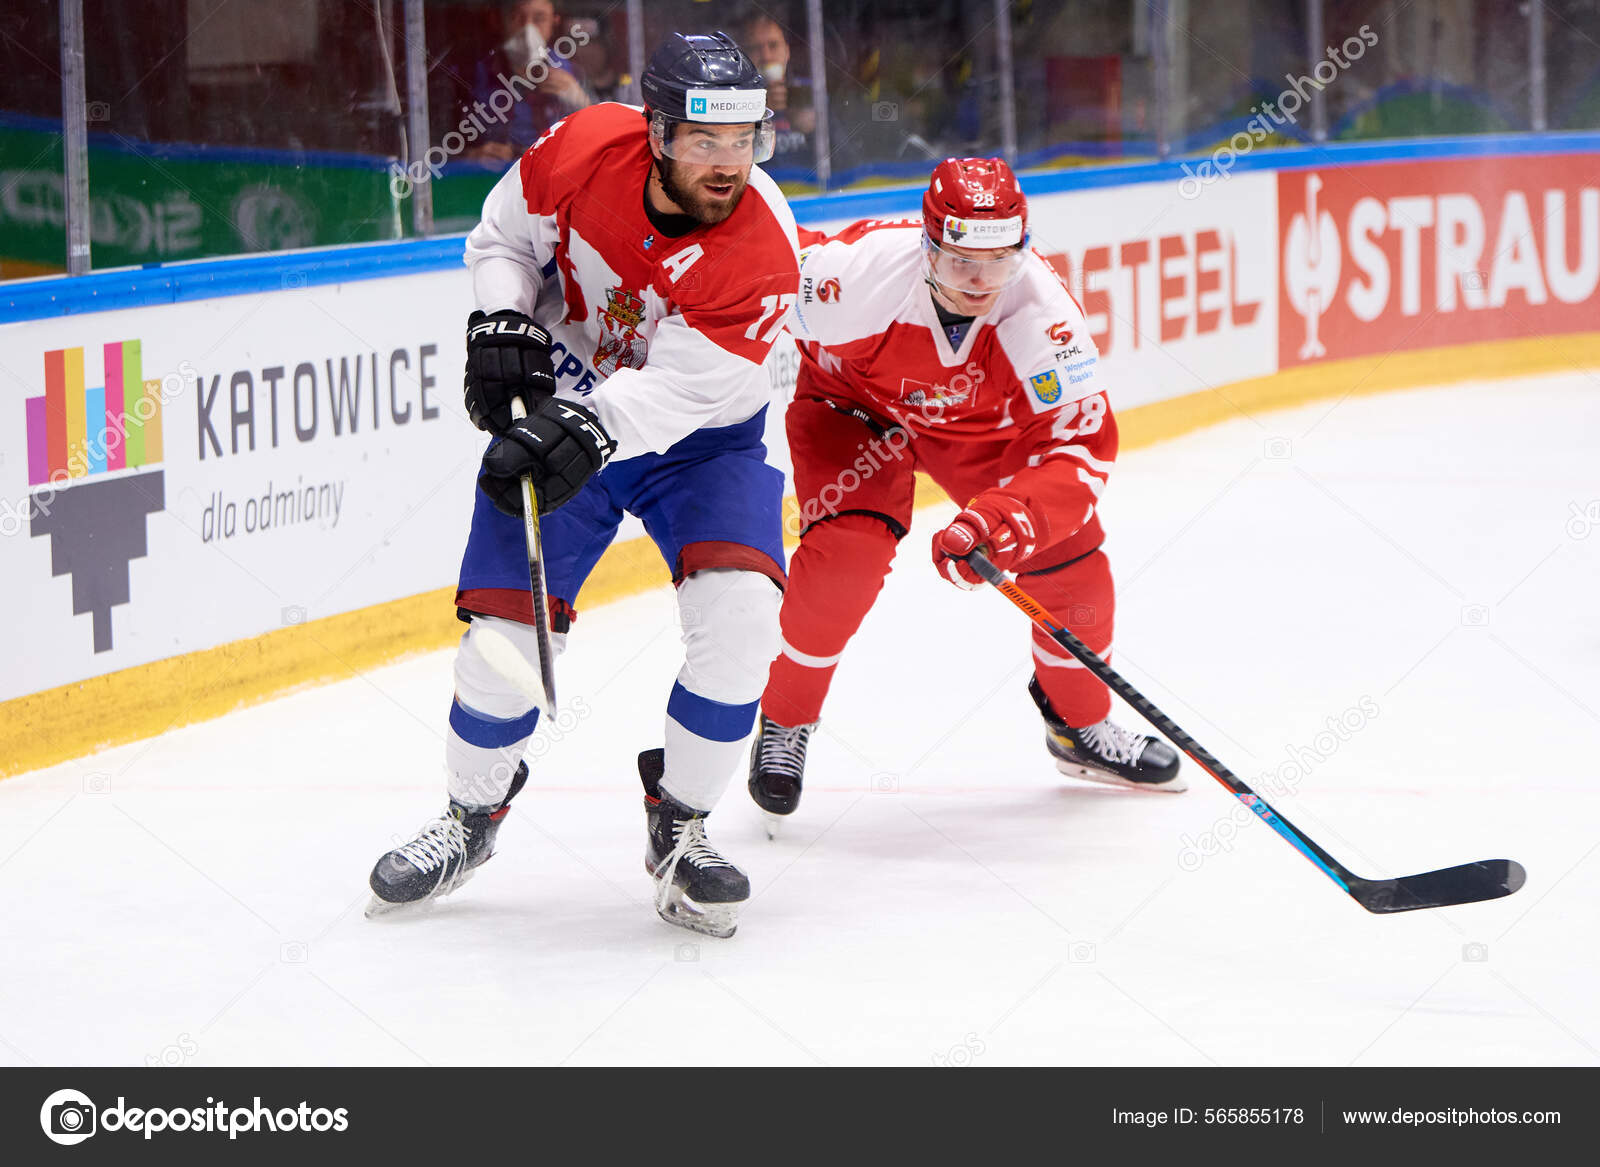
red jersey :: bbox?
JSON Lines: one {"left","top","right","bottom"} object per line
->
{"left": 786, "top": 217, "right": 1116, "bottom": 552}
{"left": 464, "top": 102, "right": 801, "bottom": 460}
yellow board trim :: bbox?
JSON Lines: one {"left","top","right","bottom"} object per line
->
{"left": 5, "top": 330, "right": 1597, "bottom": 780}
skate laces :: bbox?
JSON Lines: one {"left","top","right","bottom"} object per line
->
{"left": 1079, "top": 719, "right": 1145, "bottom": 767}
{"left": 395, "top": 815, "right": 470, "bottom": 879}
{"left": 758, "top": 719, "right": 814, "bottom": 779}
{"left": 654, "top": 816, "right": 732, "bottom": 912}
{"left": 669, "top": 817, "right": 733, "bottom": 871}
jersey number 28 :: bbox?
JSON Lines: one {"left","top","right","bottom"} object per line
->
{"left": 1051, "top": 393, "right": 1107, "bottom": 437}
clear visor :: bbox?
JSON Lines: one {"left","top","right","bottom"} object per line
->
{"left": 922, "top": 234, "right": 1030, "bottom": 298}
{"left": 651, "top": 110, "right": 776, "bottom": 166}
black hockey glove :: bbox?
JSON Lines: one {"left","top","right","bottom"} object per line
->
{"left": 463, "top": 308, "right": 557, "bottom": 433}
{"left": 479, "top": 396, "right": 616, "bottom": 517}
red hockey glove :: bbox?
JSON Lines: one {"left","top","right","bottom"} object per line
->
{"left": 932, "top": 490, "right": 1039, "bottom": 589}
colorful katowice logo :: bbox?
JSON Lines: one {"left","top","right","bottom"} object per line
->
{"left": 25, "top": 340, "right": 166, "bottom": 653}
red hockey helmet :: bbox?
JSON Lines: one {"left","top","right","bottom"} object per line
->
{"left": 922, "top": 157, "right": 1029, "bottom": 249}
{"left": 921, "top": 157, "right": 1030, "bottom": 302}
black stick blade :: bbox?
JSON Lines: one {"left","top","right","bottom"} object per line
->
{"left": 1349, "top": 859, "right": 1526, "bottom": 913}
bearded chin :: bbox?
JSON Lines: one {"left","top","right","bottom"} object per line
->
{"left": 656, "top": 158, "right": 742, "bottom": 225}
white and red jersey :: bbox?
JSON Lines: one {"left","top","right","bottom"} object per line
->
{"left": 464, "top": 102, "right": 801, "bottom": 461}
{"left": 786, "top": 217, "right": 1115, "bottom": 553}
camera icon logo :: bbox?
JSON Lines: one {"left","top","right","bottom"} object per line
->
{"left": 280, "top": 941, "right": 309, "bottom": 963}
{"left": 1067, "top": 941, "right": 1097, "bottom": 963}
{"left": 1461, "top": 942, "right": 1489, "bottom": 962}
{"left": 1263, "top": 437, "right": 1293, "bottom": 460}
{"left": 86, "top": 101, "right": 111, "bottom": 123}
{"left": 674, "top": 942, "right": 700, "bottom": 963}
{"left": 870, "top": 772, "right": 899, "bottom": 793}
{"left": 281, "top": 604, "right": 308, "bottom": 626}
{"left": 40, "top": 1088, "right": 97, "bottom": 1146}
{"left": 871, "top": 101, "right": 899, "bottom": 122}
{"left": 1460, "top": 604, "right": 1490, "bottom": 627}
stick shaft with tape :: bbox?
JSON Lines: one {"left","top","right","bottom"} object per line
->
{"left": 508, "top": 395, "right": 556, "bottom": 713}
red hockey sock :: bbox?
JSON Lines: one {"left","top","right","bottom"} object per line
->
{"left": 763, "top": 514, "right": 898, "bottom": 726}
{"left": 1025, "top": 551, "right": 1116, "bottom": 728}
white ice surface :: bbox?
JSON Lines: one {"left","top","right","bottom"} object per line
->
{"left": 3, "top": 371, "right": 1597, "bottom": 1067}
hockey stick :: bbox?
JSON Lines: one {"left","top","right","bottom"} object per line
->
{"left": 479, "top": 395, "right": 557, "bottom": 715}
{"left": 964, "top": 550, "right": 1525, "bottom": 913}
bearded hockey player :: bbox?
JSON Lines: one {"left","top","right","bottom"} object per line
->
{"left": 750, "top": 158, "right": 1184, "bottom": 829}
{"left": 367, "top": 32, "right": 801, "bottom": 938}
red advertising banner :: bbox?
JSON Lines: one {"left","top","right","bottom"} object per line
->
{"left": 1278, "top": 155, "right": 1600, "bottom": 367}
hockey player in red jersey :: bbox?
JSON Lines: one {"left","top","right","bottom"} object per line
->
{"left": 750, "top": 158, "right": 1184, "bottom": 827}
{"left": 368, "top": 32, "right": 801, "bottom": 937}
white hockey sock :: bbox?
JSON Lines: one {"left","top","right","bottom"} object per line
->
{"left": 660, "top": 569, "right": 781, "bottom": 812}
{"left": 445, "top": 617, "right": 566, "bottom": 809}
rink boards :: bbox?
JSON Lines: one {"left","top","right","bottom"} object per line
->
{"left": 2, "top": 136, "right": 1598, "bottom": 775}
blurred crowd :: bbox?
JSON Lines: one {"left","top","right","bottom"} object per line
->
{"left": 3, "top": 0, "right": 1592, "bottom": 204}
{"left": 451, "top": 0, "right": 617, "bottom": 163}
{"left": 427, "top": 0, "right": 1002, "bottom": 181}
{"left": 435, "top": 2, "right": 834, "bottom": 174}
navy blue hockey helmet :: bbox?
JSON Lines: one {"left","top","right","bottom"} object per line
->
{"left": 642, "top": 31, "right": 775, "bottom": 164}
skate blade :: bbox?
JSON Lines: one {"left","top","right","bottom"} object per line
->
{"left": 365, "top": 895, "right": 426, "bottom": 920}
{"left": 762, "top": 811, "right": 786, "bottom": 840}
{"left": 363, "top": 870, "right": 475, "bottom": 919}
{"left": 1054, "top": 760, "right": 1189, "bottom": 793}
{"left": 653, "top": 883, "right": 740, "bottom": 939}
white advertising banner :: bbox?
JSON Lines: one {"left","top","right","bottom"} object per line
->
{"left": 1, "top": 170, "right": 1283, "bottom": 705}
{"left": 767, "top": 171, "right": 1279, "bottom": 415}
{"left": 1, "top": 269, "right": 483, "bottom": 702}
{"left": 1023, "top": 172, "right": 1280, "bottom": 410}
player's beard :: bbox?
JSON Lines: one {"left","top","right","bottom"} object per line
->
{"left": 654, "top": 156, "right": 748, "bottom": 225}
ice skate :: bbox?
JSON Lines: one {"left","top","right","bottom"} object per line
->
{"left": 640, "top": 749, "right": 750, "bottom": 938}
{"left": 1030, "top": 677, "right": 1186, "bottom": 792}
{"left": 366, "top": 763, "right": 528, "bottom": 917}
{"left": 748, "top": 714, "right": 815, "bottom": 838}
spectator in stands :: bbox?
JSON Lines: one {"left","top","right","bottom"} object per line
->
{"left": 468, "top": 0, "right": 590, "bottom": 162}
{"left": 568, "top": 17, "right": 626, "bottom": 104}
{"left": 740, "top": 12, "right": 817, "bottom": 176}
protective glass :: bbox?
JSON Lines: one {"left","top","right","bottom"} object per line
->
{"left": 651, "top": 110, "right": 777, "bottom": 166}
{"left": 922, "top": 234, "right": 1030, "bottom": 297}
